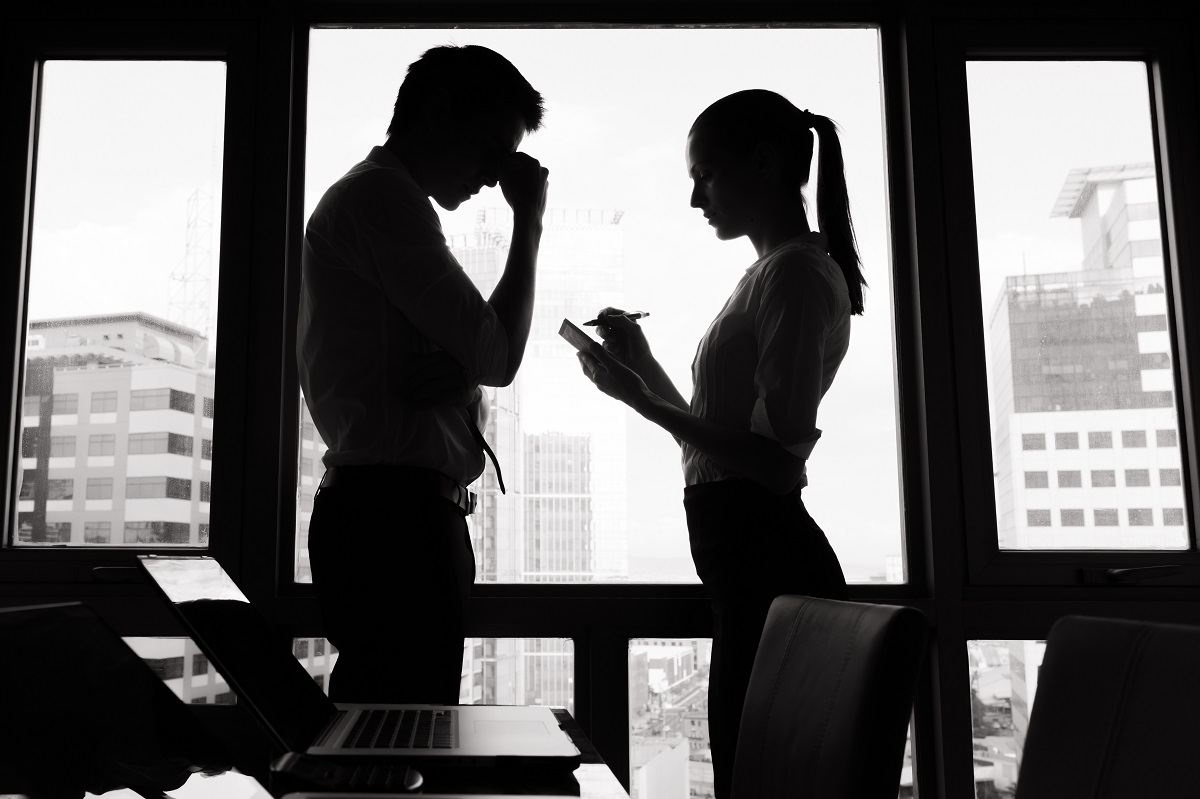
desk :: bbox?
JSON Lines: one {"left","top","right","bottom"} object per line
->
{"left": 71, "top": 707, "right": 628, "bottom": 799}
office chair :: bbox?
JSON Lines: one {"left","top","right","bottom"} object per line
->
{"left": 730, "top": 595, "right": 928, "bottom": 799}
{"left": 1015, "top": 614, "right": 1200, "bottom": 798}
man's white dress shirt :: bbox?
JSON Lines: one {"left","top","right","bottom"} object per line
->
{"left": 682, "top": 232, "right": 852, "bottom": 491}
{"left": 298, "top": 146, "right": 508, "bottom": 485}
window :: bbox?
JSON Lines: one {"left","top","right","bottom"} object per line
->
{"left": 126, "top": 477, "right": 192, "bottom": 500}
{"left": 86, "top": 477, "right": 113, "bottom": 500}
{"left": 21, "top": 428, "right": 40, "bottom": 458}
{"left": 1021, "top": 434, "right": 1046, "bottom": 451}
{"left": 1163, "top": 508, "right": 1185, "bottom": 526}
{"left": 49, "top": 436, "right": 75, "bottom": 457}
{"left": 1160, "top": 468, "right": 1182, "bottom": 487}
{"left": 11, "top": 58, "right": 226, "bottom": 554}
{"left": 90, "top": 391, "right": 118, "bottom": 413}
{"left": 46, "top": 479, "right": 73, "bottom": 501}
{"left": 200, "top": 481, "right": 211, "bottom": 502}
{"left": 1026, "top": 510, "right": 1051, "bottom": 527}
{"left": 1056, "top": 471, "right": 1081, "bottom": 488}
{"left": 1060, "top": 509, "right": 1084, "bottom": 526}
{"left": 966, "top": 59, "right": 1187, "bottom": 553}
{"left": 1128, "top": 508, "right": 1154, "bottom": 526}
{"left": 1156, "top": 429, "right": 1178, "bottom": 447}
{"left": 299, "top": 26, "right": 902, "bottom": 588}
{"left": 130, "top": 388, "right": 196, "bottom": 413}
{"left": 1094, "top": 509, "right": 1120, "bottom": 527}
{"left": 294, "top": 639, "right": 309, "bottom": 658}
{"left": 18, "top": 471, "right": 35, "bottom": 501}
{"left": 128, "top": 432, "right": 194, "bottom": 456}
{"left": 88, "top": 434, "right": 115, "bottom": 456}
{"left": 123, "top": 521, "right": 191, "bottom": 544}
{"left": 83, "top": 522, "right": 111, "bottom": 544}
{"left": 128, "top": 432, "right": 168, "bottom": 454}
{"left": 1121, "top": 430, "right": 1148, "bottom": 448}
{"left": 1125, "top": 469, "right": 1151, "bottom": 487}
{"left": 1024, "top": 471, "right": 1048, "bottom": 489}
{"left": 203, "top": 397, "right": 215, "bottom": 419}
{"left": 300, "top": 456, "right": 312, "bottom": 475}
{"left": 201, "top": 438, "right": 213, "bottom": 460}
{"left": 193, "top": 654, "right": 209, "bottom": 676}
{"left": 23, "top": 395, "right": 43, "bottom": 417}
{"left": 1091, "top": 470, "right": 1117, "bottom": 488}
{"left": 52, "top": 393, "right": 78, "bottom": 415}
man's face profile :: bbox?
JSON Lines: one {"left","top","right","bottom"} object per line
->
{"left": 422, "top": 109, "right": 526, "bottom": 211}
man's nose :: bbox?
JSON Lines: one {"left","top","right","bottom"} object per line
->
{"left": 690, "top": 185, "right": 705, "bottom": 208}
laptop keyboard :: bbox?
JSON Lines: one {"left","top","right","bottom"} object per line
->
{"left": 344, "top": 708, "right": 456, "bottom": 749}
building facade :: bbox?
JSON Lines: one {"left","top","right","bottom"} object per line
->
{"left": 988, "top": 164, "right": 1186, "bottom": 549}
{"left": 17, "top": 312, "right": 215, "bottom": 547}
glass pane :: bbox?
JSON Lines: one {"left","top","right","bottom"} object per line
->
{"left": 968, "top": 61, "right": 1188, "bottom": 550}
{"left": 460, "top": 638, "right": 575, "bottom": 713}
{"left": 14, "top": 61, "right": 225, "bottom": 548}
{"left": 124, "top": 637, "right": 236, "bottom": 706}
{"left": 629, "top": 638, "right": 712, "bottom": 799}
{"left": 968, "top": 639, "right": 1046, "bottom": 795}
{"left": 299, "top": 27, "right": 902, "bottom": 583}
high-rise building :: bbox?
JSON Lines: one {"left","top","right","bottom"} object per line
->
{"left": 988, "top": 164, "right": 1186, "bottom": 549}
{"left": 450, "top": 207, "right": 628, "bottom": 710}
{"left": 17, "top": 312, "right": 215, "bottom": 547}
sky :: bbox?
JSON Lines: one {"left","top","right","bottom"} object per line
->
{"left": 25, "top": 34, "right": 1162, "bottom": 583}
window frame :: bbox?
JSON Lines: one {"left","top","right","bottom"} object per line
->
{"left": 0, "top": 17, "right": 259, "bottom": 585}
{"left": 933, "top": 19, "right": 1200, "bottom": 587}
{"left": 0, "top": 6, "right": 1196, "bottom": 799}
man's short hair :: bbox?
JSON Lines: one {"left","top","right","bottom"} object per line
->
{"left": 388, "top": 45, "right": 545, "bottom": 138}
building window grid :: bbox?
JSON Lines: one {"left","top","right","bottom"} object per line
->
{"left": 85, "top": 477, "right": 112, "bottom": 500}
{"left": 89, "top": 434, "right": 115, "bottom": 456}
{"left": 90, "top": 391, "right": 118, "bottom": 413}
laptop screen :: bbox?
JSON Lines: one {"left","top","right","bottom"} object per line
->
{"left": 138, "top": 556, "right": 338, "bottom": 754}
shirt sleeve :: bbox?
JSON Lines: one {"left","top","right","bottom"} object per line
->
{"left": 337, "top": 169, "right": 509, "bottom": 385}
{"left": 749, "top": 252, "right": 838, "bottom": 459}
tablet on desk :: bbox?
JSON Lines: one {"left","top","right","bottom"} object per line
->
{"left": 559, "top": 318, "right": 596, "bottom": 353}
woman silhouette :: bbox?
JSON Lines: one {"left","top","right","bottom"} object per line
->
{"left": 576, "top": 89, "right": 865, "bottom": 799}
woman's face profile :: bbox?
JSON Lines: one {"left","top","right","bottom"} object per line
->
{"left": 685, "top": 122, "right": 759, "bottom": 242}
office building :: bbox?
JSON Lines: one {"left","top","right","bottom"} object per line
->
{"left": 988, "top": 164, "right": 1186, "bottom": 549}
{"left": 17, "top": 313, "right": 214, "bottom": 547}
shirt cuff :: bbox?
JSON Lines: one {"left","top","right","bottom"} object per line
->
{"left": 750, "top": 397, "right": 822, "bottom": 459}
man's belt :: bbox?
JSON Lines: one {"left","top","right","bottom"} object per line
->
{"left": 318, "top": 465, "right": 477, "bottom": 515}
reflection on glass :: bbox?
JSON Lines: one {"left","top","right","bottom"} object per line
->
{"left": 299, "top": 27, "right": 902, "bottom": 584}
{"left": 459, "top": 638, "right": 575, "bottom": 715}
{"left": 968, "top": 61, "right": 1187, "bottom": 550}
{"left": 968, "top": 639, "right": 1046, "bottom": 797}
{"left": 14, "top": 60, "right": 225, "bottom": 548}
{"left": 628, "top": 638, "right": 712, "bottom": 799}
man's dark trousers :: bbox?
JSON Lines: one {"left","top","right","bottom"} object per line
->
{"left": 308, "top": 468, "right": 476, "bottom": 704}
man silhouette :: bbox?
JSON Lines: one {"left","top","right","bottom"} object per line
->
{"left": 298, "top": 44, "right": 548, "bottom": 703}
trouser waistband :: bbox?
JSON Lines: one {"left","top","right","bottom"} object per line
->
{"left": 319, "top": 465, "right": 476, "bottom": 515}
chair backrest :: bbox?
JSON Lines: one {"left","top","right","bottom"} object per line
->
{"left": 730, "top": 595, "right": 928, "bottom": 799}
{"left": 1016, "top": 614, "right": 1200, "bottom": 799}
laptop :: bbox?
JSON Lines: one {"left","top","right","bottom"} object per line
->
{"left": 135, "top": 555, "right": 582, "bottom": 772}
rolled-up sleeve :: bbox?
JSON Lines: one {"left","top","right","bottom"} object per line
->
{"left": 341, "top": 169, "right": 509, "bottom": 385}
{"left": 749, "top": 257, "right": 836, "bottom": 459}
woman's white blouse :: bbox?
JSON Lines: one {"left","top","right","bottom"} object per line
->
{"left": 681, "top": 231, "right": 852, "bottom": 490}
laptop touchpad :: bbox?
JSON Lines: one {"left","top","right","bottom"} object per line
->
{"left": 473, "top": 721, "right": 550, "bottom": 736}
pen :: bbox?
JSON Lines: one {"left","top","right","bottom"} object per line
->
{"left": 582, "top": 312, "right": 650, "bottom": 326}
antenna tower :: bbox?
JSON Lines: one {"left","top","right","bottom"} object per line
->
{"left": 169, "top": 186, "right": 213, "bottom": 336}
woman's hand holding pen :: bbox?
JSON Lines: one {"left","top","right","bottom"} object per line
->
{"left": 591, "top": 307, "right": 653, "bottom": 373}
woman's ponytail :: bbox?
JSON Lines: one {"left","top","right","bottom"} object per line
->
{"left": 804, "top": 112, "right": 866, "bottom": 316}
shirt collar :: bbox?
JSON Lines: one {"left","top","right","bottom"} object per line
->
{"left": 366, "top": 145, "right": 417, "bottom": 183}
